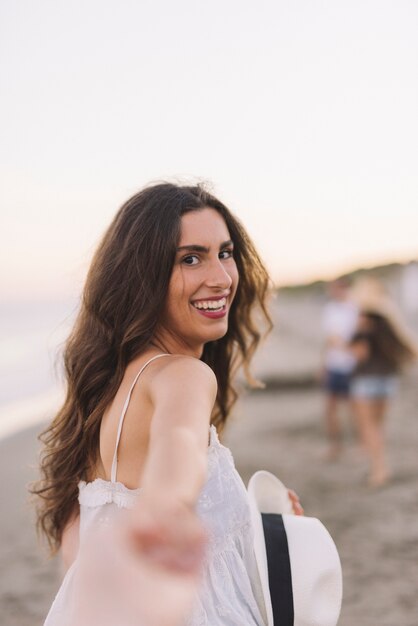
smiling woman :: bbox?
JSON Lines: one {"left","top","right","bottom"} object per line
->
{"left": 32, "top": 182, "right": 274, "bottom": 626}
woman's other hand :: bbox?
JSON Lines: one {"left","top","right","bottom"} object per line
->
{"left": 288, "top": 489, "right": 304, "bottom": 516}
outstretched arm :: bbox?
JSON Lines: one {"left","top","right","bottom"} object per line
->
{"left": 72, "top": 356, "right": 217, "bottom": 626}
{"left": 126, "top": 356, "right": 217, "bottom": 573}
{"left": 143, "top": 356, "right": 217, "bottom": 505}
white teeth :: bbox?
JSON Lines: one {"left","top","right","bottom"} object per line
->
{"left": 193, "top": 297, "right": 227, "bottom": 311}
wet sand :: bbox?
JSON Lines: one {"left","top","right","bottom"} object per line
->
{"left": 0, "top": 424, "right": 59, "bottom": 625}
{"left": 1, "top": 367, "right": 417, "bottom": 625}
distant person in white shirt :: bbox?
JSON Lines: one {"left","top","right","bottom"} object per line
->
{"left": 321, "top": 278, "right": 358, "bottom": 460}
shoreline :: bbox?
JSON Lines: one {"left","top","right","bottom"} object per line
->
{"left": 0, "top": 387, "right": 63, "bottom": 441}
{"left": 0, "top": 374, "right": 320, "bottom": 444}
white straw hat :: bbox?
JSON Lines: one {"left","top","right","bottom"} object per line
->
{"left": 247, "top": 471, "right": 343, "bottom": 626}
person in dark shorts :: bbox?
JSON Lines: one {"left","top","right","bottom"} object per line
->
{"left": 324, "top": 370, "right": 351, "bottom": 396}
{"left": 321, "top": 279, "right": 358, "bottom": 460}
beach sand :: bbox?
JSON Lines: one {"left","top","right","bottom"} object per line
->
{"left": 0, "top": 424, "right": 59, "bottom": 625}
{"left": 1, "top": 366, "right": 418, "bottom": 626}
{"left": 2, "top": 286, "right": 417, "bottom": 625}
{"left": 227, "top": 370, "right": 418, "bottom": 626}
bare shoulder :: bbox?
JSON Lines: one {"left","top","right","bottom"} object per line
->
{"left": 138, "top": 356, "right": 217, "bottom": 441}
{"left": 147, "top": 355, "right": 217, "bottom": 400}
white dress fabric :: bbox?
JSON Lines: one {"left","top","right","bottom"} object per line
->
{"left": 44, "top": 354, "right": 266, "bottom": 626}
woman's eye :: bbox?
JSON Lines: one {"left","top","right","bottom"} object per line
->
{"left": 182, "top": 255, "right": 199, "bottom": 266}
{"left": 219, "top": 249, "right": 233, "bottom": 260}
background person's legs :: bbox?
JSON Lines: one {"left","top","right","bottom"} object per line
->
{"left": 353, "top": 398, "right": 390, "bottom": 486}
{"left": 324, "top": 393, "right": 343, "bottom": 460}
{"left": 323, "top": 370, "right": 351, "bottom": 460}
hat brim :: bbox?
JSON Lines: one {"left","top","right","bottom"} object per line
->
{"left": 247, "top": 471, "right": 343, "bottom": 626}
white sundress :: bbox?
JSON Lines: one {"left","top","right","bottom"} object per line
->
{"left": 44, "top": 354, "right": 267, "bottom": 626}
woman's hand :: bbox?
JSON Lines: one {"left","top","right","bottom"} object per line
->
{"left": 74, "top": 494, "right": 207, "bottom": 626}
{"left": 288, "top": 489, "right": 304, "bottom": 516}
{"left": 125, "top": 492, "right": 207, "bottom": 574}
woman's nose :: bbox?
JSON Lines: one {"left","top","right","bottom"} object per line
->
{"left": 206, "top": 259, "right": 233, "bottom": 289}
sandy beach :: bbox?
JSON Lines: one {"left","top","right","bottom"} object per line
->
{"left": 227, "top": 371, "right": 418, "bottom": 626}
{"left": 1, "top": 364, "right": 418, "bottom": 626}
{"left": 2, "top": 283, "right": 417, "bottom": 625}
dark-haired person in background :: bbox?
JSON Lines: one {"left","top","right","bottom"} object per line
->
{"left": 350, "top": 301, "right": 417, "bottom": 487}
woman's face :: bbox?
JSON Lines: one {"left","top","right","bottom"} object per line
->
{"left": 158, "top": 208, "right": 239, "bottom": 355}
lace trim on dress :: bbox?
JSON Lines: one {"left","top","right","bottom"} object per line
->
{"left": 78, "top": 478, "right": 141, "bottom": 509}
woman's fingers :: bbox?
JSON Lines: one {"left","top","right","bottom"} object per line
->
{"left": 126, "top": 498, "right": 207, "bottom": 574}
{"left": 287, "top": 489, "right": 305, "bottom": 516}
{"left": 75, "top": 519, "right": 202, "bottom": 626}
{"left": 139, "top": 525, "right": 206, "bottom": 574}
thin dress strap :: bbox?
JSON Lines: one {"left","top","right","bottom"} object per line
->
{"left": 110, "top": 353, "right": 171, "bottom": 483}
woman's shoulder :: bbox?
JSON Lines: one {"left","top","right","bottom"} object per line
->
{"left": 146, "top": 354, "right": 217, "bottom": 394}
{"left": 125, "top": 352, "right": 217, "bottom": 408}
{"left": 135, "top": 354, "right": 217, "bottom": 435}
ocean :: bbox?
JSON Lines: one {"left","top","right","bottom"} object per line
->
{"left": 0, "top": 297, "right": 78, "bottom": 439}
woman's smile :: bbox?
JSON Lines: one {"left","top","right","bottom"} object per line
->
{"left": 191, "top": 294, "right": 229, "bottom": 318}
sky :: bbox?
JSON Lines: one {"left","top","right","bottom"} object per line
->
{"left": 1, "top": 0, "right": 417, "bottom": 299}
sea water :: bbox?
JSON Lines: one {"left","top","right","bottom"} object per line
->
{"left": 0, "top": 297, "right": 78, "bottom": 439}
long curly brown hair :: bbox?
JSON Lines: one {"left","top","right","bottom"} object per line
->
{"left": 32, "top": 182, "right": 272, "bottom": 553}
{"left": 361, "top": 311, "right": 416, "bottom": 369}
